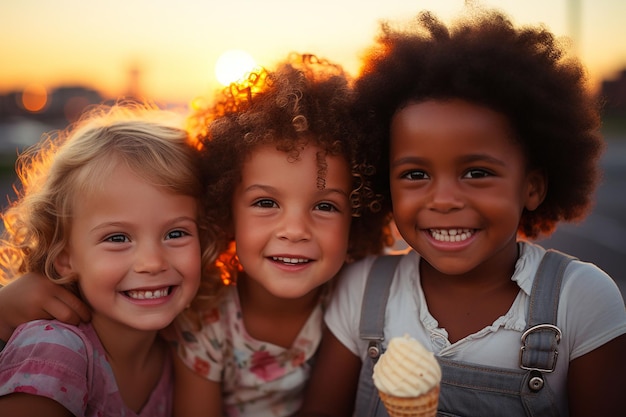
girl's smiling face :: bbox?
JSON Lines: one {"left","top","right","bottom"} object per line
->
{"left": 55, "top": 163, "right": 202, "bottom": 332}
{"left": 389, "top": 99, "right": 546, "bottom": 277}
{"left": 231, "top": 143, "right": 353, "bottom": 300}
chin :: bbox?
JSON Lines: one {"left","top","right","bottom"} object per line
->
{"left": 130, "top": 315, "right": 179, "bottom": 332}
{"left": 271, "top": 285, "right": 320, "bottom": 301}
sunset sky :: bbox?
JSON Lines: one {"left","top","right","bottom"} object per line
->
{"left": 1, "top": 0, "right": 625, "bottom": 105}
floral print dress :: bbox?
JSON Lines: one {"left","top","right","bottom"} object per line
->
{"left": 175, "top": 285, "right": 324, "bottom": 417}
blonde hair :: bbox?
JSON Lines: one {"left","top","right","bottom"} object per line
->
{"left": 0, "top": 102, "right": 224, "bottom": 309}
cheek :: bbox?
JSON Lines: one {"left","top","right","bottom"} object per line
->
{"left": 185, "top": 261, "right": 202, "bottom": 294}
{"left": 389, "top": 175, "right": 412, "bottom": 201}
{"left": 390, "top": 186, "right": 417, "bottom": 220}
{"left": 181, "top": 246, "right": 202, "bottom": 276}
{"left": 324, "top": 216, "right": 351, "bottom": 253}
{"left": 341, "top": 212, "right": 354, "bottom": 237}
{"left": 233, "top": 226, "right": 262, "bottom": 256}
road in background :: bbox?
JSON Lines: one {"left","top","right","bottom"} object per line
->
{"left": 535, "top": 135, "right": 626, "bottom": 300}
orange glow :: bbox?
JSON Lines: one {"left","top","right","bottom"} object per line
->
{"left": 190, "top": 95, "right": 209, "bottom": 112}
{"left": 1, "top": 2, "right": 624, "bottom": 105}
{"left": 215, "top": 241, "right": 242, "bottom": 286}
{"left": 21, "top": 84, "right": 48, "bottom": 112}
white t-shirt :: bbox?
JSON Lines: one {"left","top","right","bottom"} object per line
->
{"left": 325, "top": 241, "right": 626, "bottom": 416}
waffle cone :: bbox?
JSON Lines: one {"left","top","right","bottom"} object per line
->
{"left": 378, "top": 385, "right": 440, "bottom": 417}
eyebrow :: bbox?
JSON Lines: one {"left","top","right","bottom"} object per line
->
{"left": 89, "top": 216, "right": 197, "bottom": 233}
{"left": 391, "top": 153, "right": 507, "bottom": 168}
{"left": 321, "top": 188, "right": 350, "bottom": 198}
{"left": 243, "top": 184, "right": 350, "bottom": 198}
{"left": 459, "top": 154, "right": 507, "bottom": 167}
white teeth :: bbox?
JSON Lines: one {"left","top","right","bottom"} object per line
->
{"left": 126, "top": 287, "right": 170, "bottom": 300}
{"left": 272, "top": 256, "right": 310, "bottom": 264}
{"left": 429, "top": 228, "right": 474, "bottom": 242}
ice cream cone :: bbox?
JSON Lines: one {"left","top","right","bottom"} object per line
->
{"left": 378, "top": 385, "right": 440, "bottom": 417}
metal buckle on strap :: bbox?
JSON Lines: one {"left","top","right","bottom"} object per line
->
{"left": 519, "top": 324, "right": 561, "bottom": 373}
{"left": 367, "top": 341, "right": 382, "bottom": 360}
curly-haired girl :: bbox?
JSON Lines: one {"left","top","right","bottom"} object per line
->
{"left": 300, "top": 9, "right": 626, "bottom": 417}
{"left": 172, "top": 53, "right": 390, "bottom": 417}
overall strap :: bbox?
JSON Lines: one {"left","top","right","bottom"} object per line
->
{"left": 359, "top": 255, "right": 402, "bottom": 358}
{"left": 520, "top": 249, "right": 576, "bottom": 375}
{"left": 355, "top": 255, "right": 402, "bottom": 417}
{"left": 518, "top": 249, "right": 575, "bottom": 417}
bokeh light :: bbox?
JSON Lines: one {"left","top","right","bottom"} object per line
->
{"left": 21, "top": 84, "right": 48, "bottom": 112}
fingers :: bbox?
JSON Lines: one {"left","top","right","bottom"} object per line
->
{"left": 42, "top": 292, "right": 91, "bottom": 326}
{"left": 56, "top": 291, "right": 91, "bottom": 323}
{"left": 0, "top": 272, "right": 91, "bottom": 342}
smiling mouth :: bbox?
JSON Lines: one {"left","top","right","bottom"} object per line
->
{"left": 124, "top": 286, "right": 172, "bottom": 300}
{"left": 271, "top": 256, "right": 312, "bottom": 265}
{"left": 429, "top": 228, "right": 474, "bottom": 242}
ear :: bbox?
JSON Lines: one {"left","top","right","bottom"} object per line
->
{"left": 53, "top": 249, "right": 74, "bottom": 278}
{"left": 524, "top": 169, "right": 547, "bottom": 211}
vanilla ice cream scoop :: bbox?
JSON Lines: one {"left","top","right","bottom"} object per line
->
{"left": 373, "top": 334, "right": 441, "bottom": 398}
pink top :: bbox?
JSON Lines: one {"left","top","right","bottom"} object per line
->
{"left": 0, "top": 320, "right": 172, "bottom": 417}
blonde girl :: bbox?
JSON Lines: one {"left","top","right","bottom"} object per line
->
{"left": 0, "top": 103, "right": 223, "bottom": 417}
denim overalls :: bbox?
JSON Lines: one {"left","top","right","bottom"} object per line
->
{"left": 354, "top": 250, "right": 573, "bottom": 417}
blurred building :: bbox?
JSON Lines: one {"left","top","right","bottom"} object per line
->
{"left": 0, "top": 85, "right": 104, "bottom": 125}
{"left": 0, "top": 86, "right": 106, "bottom": 155}
{"left": 600, "top": 68, "right": 626, "bottom": 117}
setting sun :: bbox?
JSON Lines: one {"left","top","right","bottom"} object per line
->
{"left": 214, "top": 50, "right": 258, "bottom": 87}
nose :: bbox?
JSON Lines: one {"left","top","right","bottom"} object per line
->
{"left": 426, "top": 178, "right": 465, "bottom": 213}
{"left": 276, "top": 210, "right": 312, "bottom": 242}
{"left": 134, "top": 242, "right": 169, "bottom": 274}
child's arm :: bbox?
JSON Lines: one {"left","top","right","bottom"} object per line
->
{"left": 567, "top": 333, "right": 626, "bottom": 416}
{"left": 298, "top": 328, "right": 362, "bottom": 417}
{"left": 172, "top": 350, "right": 222, "bottom": 417}
{"left": 0, "top": 393, "right": 74, "bottom": 417}
{"left": 0, "top": 273, "right": 91, "bottom": 342}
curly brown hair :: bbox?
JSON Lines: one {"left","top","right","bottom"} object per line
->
{"left": 190, "top": 53, "right": 392, "bottom": 269}
{"left": 353, "top": 9, "right": 604, "bottom": 238}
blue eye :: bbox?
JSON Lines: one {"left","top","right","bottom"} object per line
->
{"left": 166, "top": 230, "right": 189, "bottom": 240}
{"left": 105, "top": 234, "right": 129, "bottom": 243}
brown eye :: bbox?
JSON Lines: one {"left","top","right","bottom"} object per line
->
{"left": 402, "top": 170, "right": 428, "bottom": 180}
{"left": 253, "top": 199, "right": 278, "bottom": 208}
{"left": 463, "top": 169, "right": 491, "bottom": 179}
{"left": 315, "top": 202, "right": 338, "bottom": 212}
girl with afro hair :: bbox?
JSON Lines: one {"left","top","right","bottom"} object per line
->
{"left": 300, "top": 8, "right": 626, "bottom": 417}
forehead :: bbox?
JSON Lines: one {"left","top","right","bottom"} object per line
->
{"left": 391, "top": 100, "right": 530, "bottom": 164}
{"left": 392, "top": 99, "right": 513, "bottom": 137}
{"left": 240, "top": 143, "right": 352, "bottom": 188}
{"left": 390, "top": 100, "right": 520, "bottom": 151}
{"left": 244, "top": 142, "right": 349, "bottom": 167}
{"left": 72, "top": 162, "right": 198, "bottom": 220}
